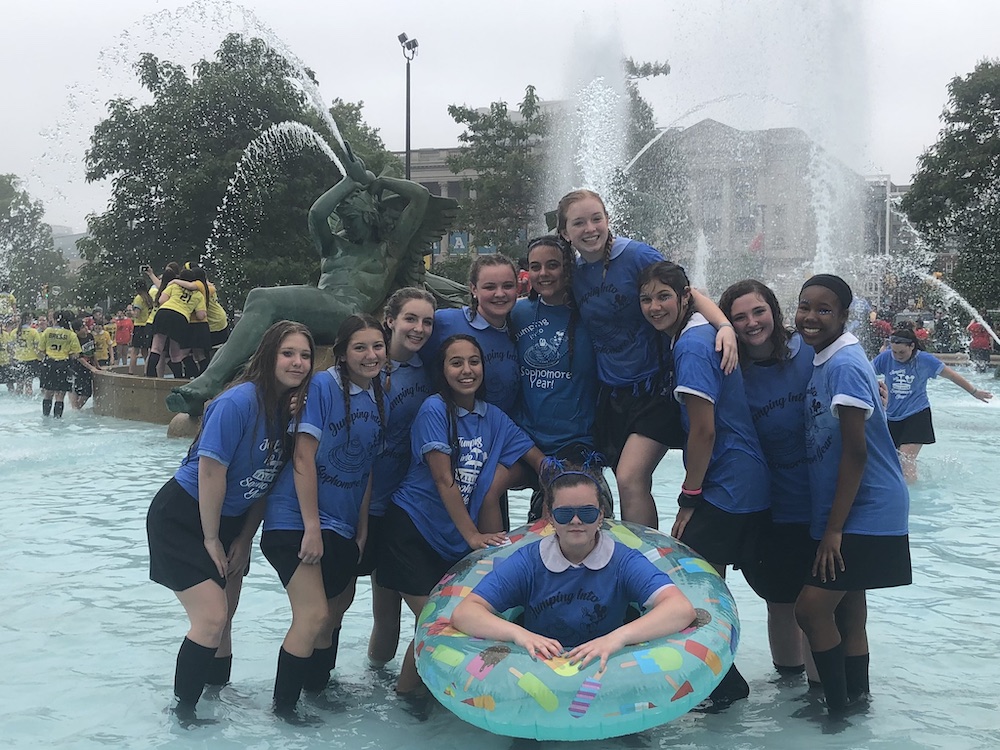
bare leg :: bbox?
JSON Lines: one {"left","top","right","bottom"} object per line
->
{"left": 615, "top": 434, "right": 668, "bottom": 528}
{"left": 898, "top": 444, "right": 922, "bottom": 484}
{"left": 396, "top": 593, "right": 429, "bottom": 693}
{"left": 368, "top": 580, "right": 403, "bottom": 665}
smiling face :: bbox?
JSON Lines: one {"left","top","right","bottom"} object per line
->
{"left": 559, "top": 195, "right": 610, "bottom": 259}
{"left": 442, "top": 339, "right": 483, "bottom": 407}
{"left": 342, "top": 326, "right": 387, "bottom": 387}
{"left": 386, "top": 298, "right": 435, "bottom": 359}
{"left": 729, "top": 292, "right": 776, "bottom": 355}
{"left": 471, "top": 265, "right": 517, "bottom": 327}
{"left": 639, "top": 279, "right": 690, "bottom": 337}
{"left": 274, "top": 332, "right": 313, "bottom": 392}
{"left": 795, "top": 285, "right": 848, "bottom": 352}
{"left": 526, "top": 243, "right": 567, "bottom": 304}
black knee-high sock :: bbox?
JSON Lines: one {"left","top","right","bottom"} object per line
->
{"left": 204, "top": 654, "right": 233, "bottom": 687}
{"left": 302, "top": 629, "right": 341, "bottom": 692}
{"left": 145, "top": 352, "right": 160, "bottom": 377}
{"left": 167, "top": 360, "right": 184, "bottom": 379}
{"left": 844, "top": 653, "right": 870, "bottom": 700}
{"left": 812, "top": 643, "right": 850, "bottom": 711}
{"left": 42, "top": 398, "right": 52, "bottom": 416}
{"left": 53, "top": 401, "right": 64, "bottom": 418}
{"left": 181, "top": 356, "right": 198, "bottom": 379}
{"left": 709, "top": 663, "right": 750, "bottom": 704}
{"left": 174, "top": 637, "right": 218, "bottom": 708}
{"left": 273, "top": 648, "right": 309, "bottom": 712}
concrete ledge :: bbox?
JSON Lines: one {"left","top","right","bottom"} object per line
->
{"left": 931, "top": 353, "right": 1000, "bottom": 365}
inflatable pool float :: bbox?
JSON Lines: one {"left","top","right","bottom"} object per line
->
{"left": 414, "top": 519, "right": 739, "bottom": 740}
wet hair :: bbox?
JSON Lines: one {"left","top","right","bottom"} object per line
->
{"left": 332, "top": 313, "right": 387, "bottom": 439}
{"left": 54, "top": 310, "right": 73, "bottom": 328}
{"left": 637, "top": 261, "right": 695, "bottom": 334}
{"left": 556, "top": 189, "right": 614, "bottom": 278}
{"left": 17, "top": 311, "right": 33, "bottom": 342}
{"left": 890, "top": 326, "right": 923, "bottom": 355}
{"left": 155, "top": 267, "right": 178, "bottom": 304}
{"left": 718, "top": 279, "right": 791, "bottom": 364}
{"left": 437, "top": 334, "right": 488, "bottom": 481}
{"left": 134, "top": 279, "right": 154, "bottom": 310}
{"left": 187, "top": 264, "right": 210, "bottom": 301}
{"left": 468, "top": 254, "right": 518, "bottom": 342}
{"left": 538, "top": 462, "right": 610, "bottom": 516}
{"left": 524, "top": 235, "right": 580, "bottom": 362}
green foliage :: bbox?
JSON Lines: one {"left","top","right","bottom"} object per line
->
{"left": 329, "top": 99, "right": 403, "bottom": 178}
{"left": 430, "top": 254, "right": 475, "bottom": 286}
{"left": 0, "top": 174, "right": 69, "bottom": 309}
{"left": 447, "top": 86, "right": 549, "bottom": 258}
{"left": 624, "top": 58, "right": 671, "bottom": 80}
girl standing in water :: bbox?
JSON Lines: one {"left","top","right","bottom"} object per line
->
{"left": 794, "top": 274, "right": 911, "bottom": 715}
{"left": 146, "top": 321, "right": 314, "bottom": 724}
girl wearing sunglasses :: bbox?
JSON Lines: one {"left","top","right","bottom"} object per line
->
{"left": 871, "top": 326, "right": 992, "bottom": 483}
{"left": 452, "top": 468, "right": 695, "bottom": 671}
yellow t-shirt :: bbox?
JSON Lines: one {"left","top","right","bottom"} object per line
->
{"left": 13, "top": 327, "right": 41, "bottom": 362}
{"left": 205, "top": 284, "right": 229, "bottom": 332}
{"left": 38, "top": 327, "right": 82, "bottom": 361}
{"left": 0, "top": 330, "right": 12, "bottom": 366}
{"left": 92, "top": 328, "right": 112, "bottom": 361}
{"left": 147, "top": 285, "right": 160, "bottom": 324}
{"left": 132, "top": 294, "right": 152, "bottom": 326}
{"left": 0, "top": 292, "right": 15, "bottom": 317}
{"left": 159, "top": 285, "right": 206, "bottom": 319}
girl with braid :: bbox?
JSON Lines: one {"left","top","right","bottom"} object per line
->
{"left": 261, "top": 314, "right": 388, "bottom": 722}
{"left": 378, "top": 334, "right": 545, "bottom": 695}
{"left": 557, "top": 190, "right": 739, "bottom": 528}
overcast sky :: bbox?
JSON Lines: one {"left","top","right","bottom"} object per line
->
{"left": 3, "top": 0, "right": 999, "bottom": 230}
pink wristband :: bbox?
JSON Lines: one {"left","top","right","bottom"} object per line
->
{"left": 681, "top": 484, "right": 702, "bottom": 495}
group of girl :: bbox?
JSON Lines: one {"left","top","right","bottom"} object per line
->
{"left": 146, "top": 188, "right": 931, "bottom": 726}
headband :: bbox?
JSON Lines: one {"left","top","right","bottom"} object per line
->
{"left": 801, "top": 274, "right": 852, "bottom": 309}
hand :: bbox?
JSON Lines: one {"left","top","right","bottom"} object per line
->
{"left": 289, "top": 392, "right": 305, "bottom": 416}
{"left": 204, "top": 537, "right": 227, "bottom": 580}
{"left": 298, "top": 528, "right": 324, "bottom": 565}
{"left": 671, "top": 507, "right": 694, "bottom": 540}
{"left": 878, "top": 380, "right": 889, "bottom": 408}
{"left": 512, "top": 631, "right": 563, "bottom": 661}
{"left": 972, "top": 388, "right": 993, "bottom": 403}
{"left": 226, "top": 536, "right": 252, "bottom": 579}
{"left": 812, "top": 529, "right": 844, "bottom": 582}
{"left": 342, "top": 141, "right": 372, "bottom": 186}
{"left": 566, "top": 632, "right": 626, "bottom": 671}
{"left": 716, "top": 325, "right": 739, "bottom": 374}
{"left": 467, "top": 531, "right": 509, "bottom": 550}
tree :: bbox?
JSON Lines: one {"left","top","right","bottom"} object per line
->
{"left": 902, "top": 59, "right": 1000, "bottom": 310}
{"left": 447, "top": 86, "right": 549, "bottom": 258}
{"left": 329, "top": 98, "right": 402, "bottom": 178}
{"left": 0, "top": 174, "right": 68, "bottom": 310}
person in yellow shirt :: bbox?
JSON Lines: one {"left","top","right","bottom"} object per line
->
{"left": 147, "top": 268, "right": 206, "bottom": 379}
{"left": 130, "top": 281, "right": 155, "bottom": 375}
{"left": 169, "top": 265, "right": 230, "bottom": 375}
{"left": 12, "top": 311, "right": 41, "bottom": 396}
{"left": 92, "top": 319, "right": 113, "bottom": 368}
{"left": 37, "top": 310, "right": 82, "bottom": 417}
{"left": 0, "top": 318, "right": 15, "bottom": 392}
{"left": 0, "top": 283, "right": 16, "bottom": 318}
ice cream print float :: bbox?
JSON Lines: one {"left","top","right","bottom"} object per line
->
{"left": 414, "top": 519, "right": 740, "bottom": 740}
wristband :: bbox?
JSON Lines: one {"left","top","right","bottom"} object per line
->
{"left": 678, "top": 485, "right": 702, "bottom": 508}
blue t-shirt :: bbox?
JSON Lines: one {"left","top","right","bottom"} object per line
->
{"left": 871, "top": 349, "right": 944, "bottom": 421}
{"left": 391, "top": 395, "right": 534, "bottom": 561}
{"left": 424, "top": 307, "right": 519, "bottom": 414}
{"left": 510, "top": 297, "right": 598, "bottom": 454}
{"left": 804, "top": 333, "right": 909, "bottom": 538}
{"left": 370, "top": 356, "right": 433, "bottom": 516}
{"left": 174, "top": 382, "right": 290, "bottom": 517}
{"left": 673, "top": 316, "right": 770, "bottom": 514}
{"left": 572, "top": 237, "right": 666, "bottom": 388}
{"left": 264, "top": 368, "right": 385, "bottom": 538}
{"left": 742, "top": 333, "right": 813, "bottom": 524}
{"left": 473, "top": 532, "right": 675, "bottom": 648}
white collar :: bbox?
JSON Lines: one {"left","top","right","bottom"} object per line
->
{"left": 329, "top": 366, "right": 377, "bottom": 401}
{"left": 575, "top": 235, "right": 628, "bottom": 265}
{"left": 679, "top": 311, "right": 710, "bottom": 336}
{"left": 387, "top": 353, "right": 423, "bottom": 372}
{"left": 539, "top": 529, "right": 615, "bottom": 572}
{"left": 465, "top": 307, "right": 507, "bottom": 332}
{"left": 455, "top": 399, "right": 488, "bottom": 417}
{"left": 813, "top": 331, "right": 859, "bottom": 366}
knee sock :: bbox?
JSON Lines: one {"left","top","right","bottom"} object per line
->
{"left": 811, "top": 643, "right": 850, "bottom": 711}
{"left": 167, "top": 360, "right": 184, "bottom": 379}
{"left": 174, "top": 637, "right": 218, "bottom": 708}
{"left": 845, "top": 653, "right": 870, "bottom": 700}
{"left": 42, "top": 398, "right": 52, "bottom": 416}
{"left": 204, "top": 654, "right": 233, "bottom": 687}
{"left": 145, "top": 352, "right": 160, "bottom": 377}
{"left": 709, "top": 663, "right": 750, "bottom": 704}
{"left": 774, "top": 662, "right": 806, "bottom": 676}
{"left": 182, "top": 356, "right": 198, "bottom": 379}
{"left": 273, "top": 647, "right": 310, "bottom": 712}
{"left": 53, "top": 401, "right": 64, "bottom": 418}
{"left": 302, "top": 629, "right": 341, "bottom": 692}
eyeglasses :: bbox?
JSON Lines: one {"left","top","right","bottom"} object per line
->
{"left": 551, "top": 505, "right": 601, "bottom": 525}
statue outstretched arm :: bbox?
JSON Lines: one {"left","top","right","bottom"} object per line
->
{"left": 372, "top": 176, "right": 430, "bottom": 247}
{"left": 307, "top": 141, "right": 375, "bottom": 255}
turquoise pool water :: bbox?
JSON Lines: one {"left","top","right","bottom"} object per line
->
{"left": 1, "top": 373, "right": 998, "bottom": 749}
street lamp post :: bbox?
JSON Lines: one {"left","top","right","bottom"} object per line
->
{"left": 398, "top": 32, "right": 419, "bottom": 180}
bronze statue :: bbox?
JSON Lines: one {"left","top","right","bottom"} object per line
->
{"left": 167, "top": 142, "right": 466, "bottom": 415}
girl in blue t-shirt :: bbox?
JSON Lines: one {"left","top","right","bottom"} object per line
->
{"left": 556, "top": 190, "right": 739, "bottom": 529}
{"left": 365, "top": 287, "right": 437, "bottom": 666}
{"left": 453, "top": 468, "right": 694, "bottom": 670}
{"left": 146, "top": 321, "right": 314, "bottom": 724}
{"left": 639, "top": 262, "right": 769, "bottom": 709}
{"left": 872, "top": 326, "right": 992, "bottom": 483}
{"left": 720, "top": 279, "right": 817, "bottom": 683}
{"left": 378, "top": 334, "right": 545, "bottom": 694}
{"left": 794, "top": 274, "right": 911, "bottom": 714}
{"left": 261, "top": 314, "right": 388, "bottom": 721}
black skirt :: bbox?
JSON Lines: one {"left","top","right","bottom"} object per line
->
{"left": 888, "top": 407, "right": 935, "bottom": 447}
{"left": 151, "top": 309, "right": 193, "bottom": 348}
{"left": 803, "top": 533, "right": 912, "bottom": 591}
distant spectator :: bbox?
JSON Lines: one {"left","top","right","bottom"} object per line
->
{"left": 968, "top": 313, "right": 994, "bottom": 371}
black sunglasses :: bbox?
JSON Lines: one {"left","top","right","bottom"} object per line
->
{"left": 551, "top": 505, "right": 601, "bottom": 525}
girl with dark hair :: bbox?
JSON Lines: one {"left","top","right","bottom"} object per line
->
{"left": 719, "top": 279, "right": 817, "bottom": 683}
{"left": 170, "top": 265, "right": 230, "bottom": 373}
{"left": 146, "top": 320, "right": 314, "bottom": 724}
{"left": 871, "top": 326, "right": 992, "bottom": 483}
{"left": 378, "top": 333, "right": 544, "bottom": 695}
{"left": 129, "top": 279, "right": 154, "bottom": 375}
{"left": 452, "top": 467, "right": 694, "bottom": 669}
{"left": 365, "top": 287, "right": 437, "bottom": 665}
{"left": 69, "top": 318, "right": 99, "bottom": 409}
{"left": 424, "top": 254, "right": 521, "bottom": 414}
{"left": 557, "top": 190, "right": 738, "bottom": 528}
{"left": 148, "top": 268, "right": 206, "bottom": 378}
{"left": 794, "top": 274, "right": 911, "bottom": 714}
{"left": 37, "top": 310, "right": 81, "bottom": 418}
{"left": 12, "top": 311, "right": 41, "bottom": 396}
{"left": 260, "top": 314, "right": 388, "bottom": 722}
{"left": 639, "top": 262, "right": 769, "bottom": 709}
